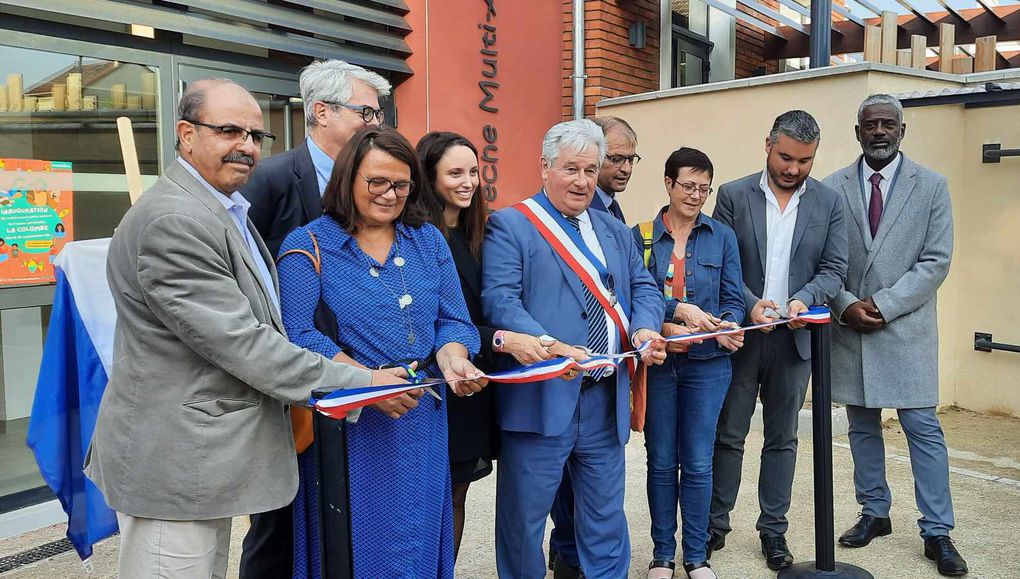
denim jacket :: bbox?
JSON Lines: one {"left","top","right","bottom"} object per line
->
{"left": 631, "top": 207, "right": 745, "bottom": 359}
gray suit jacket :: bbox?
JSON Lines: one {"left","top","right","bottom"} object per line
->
{"left": 85, "top": 160, "right": 371, "bottom": 520}
{"left": 824, "top": 155, "right": 953, "bottom": 409}
{"left": 713, "top": 172, "right": 848, "bottom": 359}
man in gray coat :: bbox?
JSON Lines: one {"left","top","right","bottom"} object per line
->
{"left": 824, "top": 94, "right": 966, "bottom": 577}
{"left": 710, "top": 110, "right": 848, "bottom": 571}
{"left": 85, "top": 79, "right": 395, "bottom": 577}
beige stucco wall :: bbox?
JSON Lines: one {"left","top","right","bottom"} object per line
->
{"left": 598, "top": 65, "right": 1020, "bottom": 415}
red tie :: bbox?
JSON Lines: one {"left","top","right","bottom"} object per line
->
{"left": 868, "top": 172, "right": 883, "bottom": 238}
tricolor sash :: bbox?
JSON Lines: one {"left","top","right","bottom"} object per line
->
{"left": 513, "top": 193, "right": 636, "bottom": 378}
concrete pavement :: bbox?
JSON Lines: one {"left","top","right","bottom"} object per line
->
{"left": 2, "top": 407, "right": 1017, "bottom": 578}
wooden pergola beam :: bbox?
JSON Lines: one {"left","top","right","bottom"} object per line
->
{"left": 976, "top": 0, "right": 1007, "bottom": 24}
{"left": 767, "top": 5, "right": 1020, "bottom": 59}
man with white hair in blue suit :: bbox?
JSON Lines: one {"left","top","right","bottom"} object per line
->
{"left": 483, "top": 119, "right": 668, "bottom": 578}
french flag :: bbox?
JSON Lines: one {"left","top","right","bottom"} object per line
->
{"left": 25, "top": 239, "right": 118, "bottom": 560}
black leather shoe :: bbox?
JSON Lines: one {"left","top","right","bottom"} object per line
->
{"left": 705, "top": 529, "right": 726, "bottom": 560}
{"left": 760, "top": 534, "right": 794, "bottom": 571}
{"left": 553, "top": 555, "right": 585, "bottom": 579}
{"left": 838, "top": 514, "right": 892, "bottom": 548}
{"left": 924, "top": 535, "right": 968, "bottom": 576}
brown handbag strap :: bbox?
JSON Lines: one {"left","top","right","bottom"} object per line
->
{"left": 277, "top": 230, "right": 322, "bottom": 274}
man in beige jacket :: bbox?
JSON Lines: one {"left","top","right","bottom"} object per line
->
{"left": 86, "top": 79, "right": 395, "bottom": 577}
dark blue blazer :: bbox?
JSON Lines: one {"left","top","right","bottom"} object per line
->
{"left": 481, "top": 192, "right": 664, "bottom": 444}
{"left": 242, "top": 142, "right": 322, "bottom": 258}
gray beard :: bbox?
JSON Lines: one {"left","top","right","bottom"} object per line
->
{"left": 864, "top": 141, "right": 900, "bottom": 161}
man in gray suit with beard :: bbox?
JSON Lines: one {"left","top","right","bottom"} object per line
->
{"left": 824, "top": 94, "right": 966, "bottom": 577}
{"left": 709, "top": 110, "right": 848, "bottom": 571}
{"left": 86, "top": 79, "right": 395, "bottom": 578}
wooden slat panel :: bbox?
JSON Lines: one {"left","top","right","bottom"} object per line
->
{"left": 881, "top": 11, "right": 898, "bottom": 65}
{"left": 952, "top": 56, "right": 974, "bottom": 74}
{"left": 283, "top": 0, "right": 410, "bottom": 31}
{"left": 975, "top": 35, "right": 997, "bottom": 72}
{"left": 897, "top": 49, "right": 911, "bottom": 67}
{"left": 911, "top": 34, "right": 927, "bottom": 69}
{"left": 864, "top": 25, "right": 882, "bottom": 62}
{"left": 5, "top": 0, "right": 413, "bottom": 73}
{"left": 170, "top": 0, "right": 410, "bottom": 53}
{"left": 939, "top": 23, "right": 955, "bottom": 73}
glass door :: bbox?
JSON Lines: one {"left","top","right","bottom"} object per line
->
{"left": 0, "top": 41, "right": 166, "bottom": 513}
{"left": 671, "top": 21, "right": 713, "bottom": 88}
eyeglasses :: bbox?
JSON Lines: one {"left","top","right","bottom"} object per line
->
{"left": 670, "top": 180, "right": 713, "bottom": 198}
{"left": 184, "top": 119, "right": 276, "bottom": 149}
{"left": 606, "top": 154, "right": 642, "bottom": 166}
{"left": 322, "top": 101, "right": 386, "bottom": 124}
{"left": 359, "top": 173, "right": 414, "bottom": 198}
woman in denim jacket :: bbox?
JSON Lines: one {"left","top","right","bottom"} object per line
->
{"left": 633, "top": 148, "right": 745, "bottom": 579}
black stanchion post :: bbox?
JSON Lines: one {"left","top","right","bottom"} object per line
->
{"left": 312, "top": 404, "right": 355, "bottom": 579}
{"left": 779, "top": 320, "right": 873, "bottom": 579}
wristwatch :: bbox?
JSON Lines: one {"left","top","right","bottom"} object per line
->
{"left": 492, "top": 330, "right": 506, "bottom": 353}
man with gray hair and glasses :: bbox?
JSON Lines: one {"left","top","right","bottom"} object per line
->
{"left": 709, "top": 110, "right": 848, "bottom": 571}
{"left": 547, "top": 115, "right": 640, "bottom": 579}
{"left": 824, "top": 95, "right": 964, "bottom": 576}
{"left": 244, "top": 59, "right": 391, "bottom": 256}
{"left": 483, "top": 119, "right": 667, "bottom": 578}
{"left": 240, "top": 59, "right": 390, "bottom": 578}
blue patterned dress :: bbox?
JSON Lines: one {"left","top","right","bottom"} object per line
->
{"left": 277, "top": 216, "right": 480, "bottom": 579}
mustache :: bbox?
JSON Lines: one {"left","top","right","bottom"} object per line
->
{"left": 222, "top": 152, "right": 255, "bottom": 166}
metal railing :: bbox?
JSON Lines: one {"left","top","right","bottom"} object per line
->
{"left": 974, "top": 332, "right": 1020, "bottom": 354}
{"left": 982, "top": 143, "right": 1020, "bottom": 164}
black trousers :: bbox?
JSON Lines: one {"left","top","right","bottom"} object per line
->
{"left": 239, "top": 502, "right": 294, "bottom": 579}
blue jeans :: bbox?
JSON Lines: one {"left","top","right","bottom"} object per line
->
{"left": 644, "top": 354, "right": 731, "bottom": 563}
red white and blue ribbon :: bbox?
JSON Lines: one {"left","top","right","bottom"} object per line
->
{"left": 312, "top": 306, "right": 831, "bottom": 420}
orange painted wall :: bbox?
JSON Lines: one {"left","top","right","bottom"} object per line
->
{"left": 396, "top": 0, "right": 564, "bottom": 209}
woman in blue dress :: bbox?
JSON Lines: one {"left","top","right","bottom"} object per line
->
{"left": 277, "top": 126, "right": 485, "bottom": 578}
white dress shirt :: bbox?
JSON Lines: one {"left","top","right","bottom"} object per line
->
{"left": 177, "top": 158, "right": 280, "bottom": 314}
{"left": 572, "top": 209, "right": 619, "bottom": 355}
{"left": 758, "top": 171, "right": 806, "bottom": 316}
{"left": 860, "top": 152, "right": 901, "bottom": 211}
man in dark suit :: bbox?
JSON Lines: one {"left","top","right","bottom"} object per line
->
{"left": 709, "top": 110, "right": 848, "bottom": 571}
{"left": 243, "top": 59, "right": 391, "bottom": 257}
{"left": 546, "top": 116, "right": 639, "bottom": 578}
{"left": 238, "top": 59, "right": 390, "bottom": 579}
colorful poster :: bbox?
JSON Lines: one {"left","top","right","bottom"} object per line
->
{"left": 0, "top": 158, "right": 74, "bottom": 286}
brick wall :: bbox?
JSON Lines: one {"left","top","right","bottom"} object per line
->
{"left": 562, "top": 0, "right": 661, "bottom": 119}
{"left": 735, "top": 0, "right": 780, "bottom": 78}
